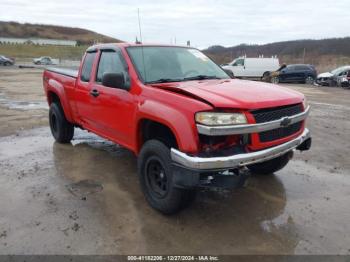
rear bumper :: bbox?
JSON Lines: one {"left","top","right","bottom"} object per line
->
{"left": 171, "top": 128, "right": 311, "bottom": 171}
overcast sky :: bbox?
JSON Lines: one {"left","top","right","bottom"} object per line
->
{"left": 1, "top": 0, "right": 349, "bottom": 48}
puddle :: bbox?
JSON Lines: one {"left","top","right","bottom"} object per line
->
{"left": 0, "top": 92, "right": 48, "bottom": 110}
{"left": 1, "top": 127, "right": 350, "bottom": 254}
{"left": 66, "top": 179, "right": 103, "bottom": 199}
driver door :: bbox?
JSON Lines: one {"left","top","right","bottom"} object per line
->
{"left": 89, "top": 50, "right": 135, "bottom": 146}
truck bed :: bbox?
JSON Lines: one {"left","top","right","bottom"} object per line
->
{"left": 46, "top": 67, "right": 78, "bottom": 78}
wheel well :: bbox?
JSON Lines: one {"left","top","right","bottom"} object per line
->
{"left": 139, "top": 119, "right": 178, "bottom": 150}
{"left": 48, "top": 91, "right": 61, "bottom": 106}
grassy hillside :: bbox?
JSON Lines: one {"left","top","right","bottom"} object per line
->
{"left": 203, "top": 38, "right": 350, "bottom": 72}
{"left": 0, "top": 44, "right": 88, "bottom": 60}
{"left": 0, "top": 21, "right": 122, "bottom": 45}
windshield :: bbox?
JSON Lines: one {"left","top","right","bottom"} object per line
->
{"left": 331, "top": 66, "right": 349, "bottom": 75}
{"left": 127, "top": 46, "right": 229, "bottom": 84}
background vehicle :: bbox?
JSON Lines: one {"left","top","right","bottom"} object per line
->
{"left": 33, "top": 56, "right": 54, "bottom": 65}
{"left": 43, "top": 43, "right": 311, "bottom": 214}
{"left": 221, "top": 57, "right": 280, "bottom": 79}
{"left": 269, "top": 64, "right": 317, "bottom": 84}
{"left": 0, "top": 55, "right": 15, "bottom": 66}
{"left": 316, "top": 66, "right": 350, "bottom": 86}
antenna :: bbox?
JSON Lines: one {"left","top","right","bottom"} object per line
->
{"left": 137, "top": 8, "right": 147, "bottom": 82}
{"left": 137, "top": 8, "right": 143, "bottom": 43}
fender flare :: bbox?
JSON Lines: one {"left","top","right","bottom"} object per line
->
{"left": 135, "top": 100, "right": 199, "bottom": 154}
{"left": 46, "top": 78, "right": 74, "bottom": 123}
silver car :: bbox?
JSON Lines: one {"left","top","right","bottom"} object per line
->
{"left": 33, "top": 56, "right": 53, "bottom": 65}
{"left": 316, "top": 66, "right": 350, "bottom": 87}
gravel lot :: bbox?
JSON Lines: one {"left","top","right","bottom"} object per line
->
{"left": 0, "top": 67, "right": 349, "bottom": 255}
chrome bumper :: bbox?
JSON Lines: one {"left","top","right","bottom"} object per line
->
{"left": 171, "top": 128, "right": 310, "bottom": 171}
{"left": 197, "top": 106, "right": 310, "bottom": 136}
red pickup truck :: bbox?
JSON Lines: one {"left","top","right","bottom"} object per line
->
{"left": 43, "top": 43, "right": 311, "bottom": 214}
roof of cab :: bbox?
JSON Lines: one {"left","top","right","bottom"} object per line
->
{"left": 86, "top": 42, "right": 193, "bottom": 52}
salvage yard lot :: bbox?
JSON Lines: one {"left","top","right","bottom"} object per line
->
{"left": 0, "top": 67, "right": 349, "bottom": 254}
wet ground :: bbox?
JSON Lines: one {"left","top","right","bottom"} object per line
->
{"left": 0, "top": 67, "right": 350, "bottom": 255}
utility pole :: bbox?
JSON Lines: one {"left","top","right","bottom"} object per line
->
{"left": 303, "top": 48, "right": 306, "bottom": 64}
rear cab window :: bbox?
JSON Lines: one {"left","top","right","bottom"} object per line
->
{"left": 80, "top": 52, "right": 96, "bottom": 82}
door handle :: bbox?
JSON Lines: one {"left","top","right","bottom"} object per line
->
{"left": 90, "top": 89, "right": 100, "bottom": 98}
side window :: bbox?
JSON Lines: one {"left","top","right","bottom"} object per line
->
{"left": 80, "top": 52, "right": 96, "bottom": 82}
{"left": 96, "top": 51, "right": 126, "bottom": 83}
{"left": 340, "top": 70, "right": 348, "bottom": 76}
{"left": 232, "top": 59, "right": 244, "bottom": 66}
{"left": 300, "top": 66, "right": 309, "bottom": 71}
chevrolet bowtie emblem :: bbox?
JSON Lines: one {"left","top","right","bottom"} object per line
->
{"left": 280, "top": 117, "right": 292, "bottom": 127}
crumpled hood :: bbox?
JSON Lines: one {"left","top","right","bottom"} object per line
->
{"left": 151, "top": 79, "right": 304, "bottom": 110}
{"left": 317, "top": 72, "right": 333, "bottom": 78}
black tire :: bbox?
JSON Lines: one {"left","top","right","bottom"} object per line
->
{"left": 138, "top": 140, "right": 196, "bottom": 214}
{"left": 247, "top": 152, "right": 292, "bottom": 175}
{"left": 305, "top": 76, "right": 315, "bottom": 85}
{"left": 271, "top": 76, "right": 279, "bottom": 84}
{"left": 49, "top": 102, "right": 74, "bottom": 143}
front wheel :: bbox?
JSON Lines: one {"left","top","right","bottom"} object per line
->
{"left": 305, "top": 76, "right": 315, "bottom": 85}
{"left": 247, "top": 152, "right": 292, "bottom": 175}
{"left": 49, "top": 103, "right": 74, "bottom": 143}
{"left": 138, "top": 140, "right": 196, "bottom": 214}
{"left": 271, "top": 76, "right": 280, "bottom": 84}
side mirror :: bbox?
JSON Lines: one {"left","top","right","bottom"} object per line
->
{"left": 224, "top": 69, "right": 235, "bottom": 79}
{"left": 102, "top": 72, "right": 129, "bottom": 90}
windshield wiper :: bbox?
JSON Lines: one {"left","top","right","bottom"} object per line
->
{"left": 146, "top": 78, "right": 183, "bottom": 84}
{"left": 184, "top": 75, "right": 221, "bottom": 81}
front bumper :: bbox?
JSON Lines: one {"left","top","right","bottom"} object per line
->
{"left": 171, "top": 128, "right": 311, "bottom": 171}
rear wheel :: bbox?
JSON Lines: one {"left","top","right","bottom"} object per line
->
{"left": 247, "top": 152, "right": 292, "bottom": 175}
{"left": 49, "top": 103, "right": 74, "bottom": 143}
{"left": 138, "top": 140, "right": 196, "bottom": 214}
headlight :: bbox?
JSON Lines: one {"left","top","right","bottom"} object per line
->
{"left": 195, "top": 112, "right": 247, "bottom": 126}
{"left": 302, "top": 98, "right": 308, "bottom": 110}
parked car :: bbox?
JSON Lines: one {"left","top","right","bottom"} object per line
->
{"left": 221, "top": 57, "right": 280, "bottom": 79}
{"left": 316, "top": 66, "right": 350, "bottom": 87}
{"left": 0, "top": 55, "right": 15, "bottom": 66}
{"left": 33, "top": 56, "right": 53, "bottom": 65}
{"left": 43, "top": 43, "right": 311, "bottom": 214}
{"left": 267, "top": 64, "right": 317, "bottom": 84}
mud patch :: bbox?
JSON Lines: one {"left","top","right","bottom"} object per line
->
{"left": 0, "top": 92, "right": 48, "bottom": 110}
{"left": 66, "top": 179, "right": 103, "bottom": 199}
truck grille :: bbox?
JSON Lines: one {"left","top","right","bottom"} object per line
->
{"left": 251, "top": 103, "right": 303, "bottom": 123}
{"left": 259, "top": 122, "right": 302, "bottom": 142}
{"left": 251, "top": 104, "right": 303, "bottom": 142}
